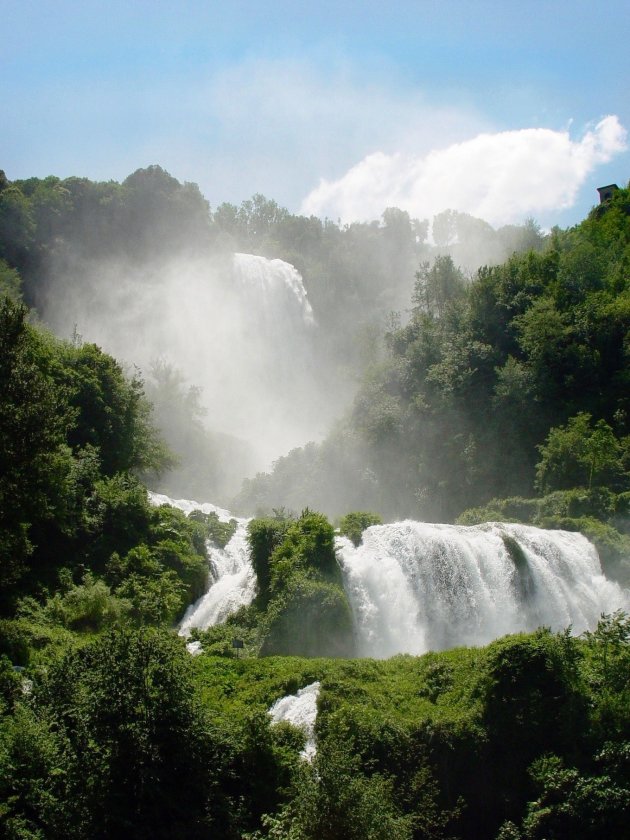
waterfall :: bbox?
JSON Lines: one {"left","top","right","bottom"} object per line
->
{"left": 232, "top": 253, "right": 315, "bottom": 327}
{"left": 149, "top": 492, "right": 233, "bottom": 521}
{"left": 269, "top": 682, "right": 321, "bottom": 761}
{"left": 178, "top": 520, "right": 255, "bottom": 633}
{"left": 337, "top": 520, "right": 630, "bottom": 658}
{"left": 148, "top": 492, "right": 256, "bottom": 635}
{"left": 150, "top": 492, "right": 628, "bottom": 657}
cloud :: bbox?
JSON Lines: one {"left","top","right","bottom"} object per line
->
{"left": 299, "top": 116, "right": 627, "bottom": 225}
{"left": 181, "top": 56, "right": 487, "bottom": 209}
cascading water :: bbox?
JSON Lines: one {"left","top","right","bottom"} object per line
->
{"left": 178, "top": 520, "right": 255, "bottom": 633}
{"left": 337, "top": 520, "right": 630, "bottom": 658}
{"left": 232, "top": 253, "right": 315, "bottom": 328}
{"left": 150, "top": 493, "right": 628, "bottom": 658}
{"left": 149, "top": 492, "right": 256, "bottom": 635}
{"left": 268, "top": 682, "right": 321, "bottom": 761}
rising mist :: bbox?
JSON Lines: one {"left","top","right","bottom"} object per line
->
{"left": 37, "top": 247, "right": 347, "bottom": 500}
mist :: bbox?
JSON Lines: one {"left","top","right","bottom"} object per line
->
{"left": 37, "top": 245, "right": 348, "bottom": 501}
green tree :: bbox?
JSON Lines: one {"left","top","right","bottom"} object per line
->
{"left": 0, "top": 260, "right": 22, "bottom": 301}
{"left": 0, "top": 182, "right": 35, "bottom": 267}
{"left": 413, "top": 256, "right": 464, "bottom": 317}
{"left": 338, "top": 512, "right": 383, "bottom": 546}
{"left": 0, "top": 298, "right": 71, "bottom": 595}
{"left": 33, "top": 628, "right": 232, "bottom": 838}
{"left": 58, "top": 341, "right": 171, "bottom": 476}
{"left": 248, "top": 516, "right": 291, "bottom": 606}
{"left": 507, "top": 749, "right": 630, "bottom": 839}
{"left": 263, "top": 736, "right": 414, "bottom": 840}
{"left": 535, "top": 413, "right": 626, "bottom": 493}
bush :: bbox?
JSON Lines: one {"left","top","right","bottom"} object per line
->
{"left": 338, "top": 511, "right": 383, "bottom": 546}
{"left": 269, "top": 511, "right": 340, "bottom": 589}
{"left": 247, "top": 511, "right": 355, "bottom": 657}
{"left": 478, "top": 630, "right": 589, "bottom": 826}
{"left": 456, "top": 497, "right": 538, "bottom": 525}
{"left": 261, "top": 575, "right": 355, "bottom": 658}
{"left": 188, "top": 509, "right": 238, "bottom": 548}
{"left": 247, "top": 517, "right": 291, "bottom": 606}
{"left": 0, "top": 619, "right": 31, "bottom": 665}
{"left": 44, "top": 573, "right": 130, "bottom": 631}
{"left": 536, "top": 487, "right": 617, "bottom": 520}
{"left": 536, "top": 515, "right": 630, "bottom": 585}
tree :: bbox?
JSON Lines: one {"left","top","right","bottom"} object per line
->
{"left": 338, "top": 512, "right": 383, "bottom": 546}
{"left": 60, "top": 342, "right": 171, "bottom": 476}
{"left": 0, "top": 183, "right": 35, "bottom": 267}
{"left": 262, "top": 734, "right": 414, "bottom": 840}
{"left": 412, "top": 256, "right": 464, "bottom": 317}
{"left": 535, "top": 413, "right": 626, "bottom": 493}
{"left": 0, "top": 298, "right": 70, "bottom": 594}
{"left": 0, "top": 260, "right": 22, "bottom": 301}
{"left": 33, "top": 628, "right": 232, "bottom": 838}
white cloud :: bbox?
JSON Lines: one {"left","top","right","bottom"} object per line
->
{"left": 299, "top": 116, "right": 627, "bottom": 225}
{"left": 179, "top": 56, "right": 487, "bottom": 209}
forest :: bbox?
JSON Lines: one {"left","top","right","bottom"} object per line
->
{"left": 0, "top": 167, "right": 629, "bottom": 838}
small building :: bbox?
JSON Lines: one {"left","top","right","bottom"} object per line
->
{"left": 597, "top": 184, "right": 619, "bottom": 203}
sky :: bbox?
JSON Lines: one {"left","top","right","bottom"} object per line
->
{"left": 2, "top": 0, "right": 629, "bottom": 230}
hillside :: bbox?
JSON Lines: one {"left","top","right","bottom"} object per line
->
{"left": 0, "top": 170, "right": 629, "bottom": 838}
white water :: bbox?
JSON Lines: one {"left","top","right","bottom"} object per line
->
{"left": 150, "top": 493, "right": 629, "bottom": 657}
{"left": 148, "top": 492, "right": 256, "bottom": 636}
{"left": 338, "top": 520, "right": 630, "bottom": 658}
{"left": 269, "top": 682, "right": 321, "bottom": 761}
{"left": 149, "top": 492, "right": 233, "bottom": 521}
{"left": 232, "top": 253, "right": 315, "bottom": 327}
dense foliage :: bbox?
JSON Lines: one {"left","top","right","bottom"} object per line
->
{"left": 0, "top": 298, "right": 175, "bottom": 603}
{"left": 197, "top": 511, "right": 354, "bottom": 659}
{"left": 0, "top": 293, "right": 228, "bottom": 637}
{"left": 338, "top": 511, "right": 384, "bottom": 546}
{"left": 2, "top": 618, "right": 629, "bottom": 838}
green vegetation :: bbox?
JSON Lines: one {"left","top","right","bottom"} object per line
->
{"left": 457, "top": 488, "right": 630, "bottom": 584}
{"left": 3, "top": 620, "right": 628, "bottom": 838}
{"left": 534, "top": 413, "right": 628, "bottom": 494}
{"left": 188, "top": 509, "right": 238, "bottom": 549}
{"left": 0, "top": 294, "right": 212, "bottom": 635}
{"left": 0, "top": 167, "right": 545, "bottom": 505}
{"left": 338, "top": 511, "right": 384, "bottom": 546}
{"left": 202, "top": 511, "right": 355, "bottom": 659}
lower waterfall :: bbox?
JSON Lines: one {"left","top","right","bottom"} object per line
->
{"left": 337, "top": 520, "right": 629, "bottom": 658}
{"left": 150, "top": 493, "right": 629, "bottom": 655}
{"left": 268, "top": 682, "right": 321, "bottom": 761}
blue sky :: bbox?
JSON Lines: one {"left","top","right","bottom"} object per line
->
{"left": 2, "top": 0, "right": 629, "bottom": 228}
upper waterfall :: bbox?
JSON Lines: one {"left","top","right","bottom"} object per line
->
{"left": 232, "top": 253, "right": 315, "bottom": 327}
{"left": 337, "top": 520, "right": 630, "bottom": 658}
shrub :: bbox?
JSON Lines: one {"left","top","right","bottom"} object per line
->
{"left": 188, "top": 509, "right": 238, "bottom": 548}
{"left": 338, "top": 511, "right": 383, "bottom": 546}
{"left": 261, "top": 575, "right": 354, "bottom": 658}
